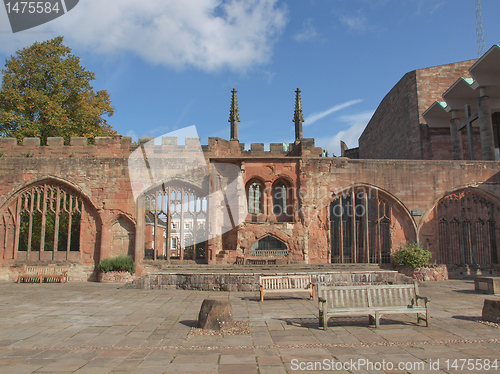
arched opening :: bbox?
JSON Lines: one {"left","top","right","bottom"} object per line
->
{"left": 143, "top": 182, "right": 207, "bottom": 261}
{"left": 111, "top": 216, "right": 135, "bottom": 257}
{"left": 0, "top": 181, "right": 99, "bottom": 262}
{"left": 272, "top": 179, "right": 293, "bottom": 222}
{"left": 435, "top": 190, "right": 498, "bottom": 265}
{"left": 329, "top": 187, "right": 411, "bottom": 264}
{"left": 247, "top": 179, "right": 264, "bottom": 216}
{"left": 250, "top": 235, "right": 288, "bottom": 255}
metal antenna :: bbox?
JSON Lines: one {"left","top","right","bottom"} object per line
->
{"left": 475, "top": 0, "right": 486, "bottom": 56}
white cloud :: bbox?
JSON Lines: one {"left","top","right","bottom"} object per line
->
{"left": 0, "top": 0, "right": 288, "bottom": 72}
{"left": 316, "top": 111, "right": 373, "bottom": 156}
{"left": 338, "top": 10, "right": 371, "bottom": 33}
{"left": 304, "top": 99, "right": 363, "bottom": 126}
{"left": 126, "top": 130, "right": 138, "bottom": 143}
{"left": 293, "top": 18, "right": 320, "bottom": 42}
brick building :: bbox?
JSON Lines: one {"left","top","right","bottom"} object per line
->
{"left": 1, "top": 51, "right": 500, "bottom": 281}
{"left": 357, "top": 45, "right": 500, "bottom": 161}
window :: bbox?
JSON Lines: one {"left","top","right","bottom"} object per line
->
{"left": 249, "top": 235, "right": 288, "bottom": 258}
{"left": 250, "top": 235, "right": 288, "bottom": 252}
{"left": 171, "top": 237, "right": 178, "bottom": 249}
{"left": 273, "top": 182, "right": 286, "bottom": 215}
{"left": 437, "top": 190, "right": 498, "bottom": 265}
{"left": 247, "top": 181, "right": 263, "bottom": 214}
{"left": 330, "top": 189, "right": 392, "bottom": 264}
{"left": 272, "top": 180, "right": 293, "bottom": 220}
{"left": 15, "top": 183, "right": 84, "bottom": 261}
{"left": 184, "top": 222, "right": 191, "bottom": 230}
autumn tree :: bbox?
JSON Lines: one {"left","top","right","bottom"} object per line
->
{"left": 0, "top": 36, "right": 116, "bottom": 145}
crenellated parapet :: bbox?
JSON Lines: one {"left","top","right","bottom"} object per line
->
{"left": 0, "top": 136, "right": 134, "bottom": 158}
{"left": 0, "top": 135, "right": 325, "bottom": 158}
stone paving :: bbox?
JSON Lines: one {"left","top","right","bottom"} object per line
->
{"left": 0, "top": 280, "right": 498, "bottom": 373}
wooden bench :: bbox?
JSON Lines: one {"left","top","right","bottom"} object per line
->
{"left": 17, "top": 265, "right": 69, "bottom": 283}
{"left": 235, "top": 257, "right": 278, "bottom": 265}
{"left": 259, "top": 275, "right": 316, "bottom": 301}
{"left": 317, "top": 282, "right": 429, "bottom": 329}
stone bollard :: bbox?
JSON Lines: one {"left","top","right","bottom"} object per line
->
{"left": 482, "top": 299, "right": 500, "bottom": 323}
{"left": 197, "top": 299, "right": 234, "bottom": 330}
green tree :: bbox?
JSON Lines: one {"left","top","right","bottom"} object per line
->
{"left": 0, "top": 36, "right": 116, "bottom": 145}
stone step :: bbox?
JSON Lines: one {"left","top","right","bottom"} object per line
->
{"left": 130, "top": 267, "right": 400, "bottom": 291}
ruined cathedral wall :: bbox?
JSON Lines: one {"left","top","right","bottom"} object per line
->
{"left": 0, "top": 135, "right": 218, "bottom": 267}
{"left": 300, "top": 157, "right": 500, "bottom": 262}
{"left": 0, "top": 141, "right": 137, "bottom": 268}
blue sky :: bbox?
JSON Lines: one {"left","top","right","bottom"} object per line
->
{"left": 1, "top": 0, "right": 500, "bottom": 156}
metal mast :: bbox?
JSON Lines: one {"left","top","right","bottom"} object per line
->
{"left": 475, "top": 0, "right": 486, "bottom": 56}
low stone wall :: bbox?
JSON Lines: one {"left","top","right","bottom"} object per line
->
{"left": 129, "top": 270, "right": 399, "bottom": 291}
{"left": 396, "top": 265, "right": 449, "bottom": 281}
{"left": 0, "top": 262, "right": 95, "bottom": 282}
{"left": 98, "top": 271, "right": 136, "bottom": 283}
{"left": 446, "top": 264, "right": 498, "bottom": 279}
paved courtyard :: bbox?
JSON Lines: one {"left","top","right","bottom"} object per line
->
{"left": 0, "top": 279, "right": 498, "bottom": 373}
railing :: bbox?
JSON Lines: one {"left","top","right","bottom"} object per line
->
{"left": 249, "top": 250, "right": 289, "bottom": 257}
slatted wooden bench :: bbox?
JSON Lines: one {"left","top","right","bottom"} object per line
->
{"left": 259, "top": 275, "right": 316, "bottom": 301}
{"left": 317, "top": 282, "right": 429, "bottom": 329}
{"left": 17, "top": 266, "right": 69, "bottom": 283}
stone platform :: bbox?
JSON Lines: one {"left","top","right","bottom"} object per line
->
{"left": 131, "top": 264, "right": 404, "bottom": 291}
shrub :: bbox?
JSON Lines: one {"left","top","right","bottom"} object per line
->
{"left": 393, "top": 243, "right": 432, "bottom": 269}
{"left": 98, "top": 254, "right": 135, "bottom": 274}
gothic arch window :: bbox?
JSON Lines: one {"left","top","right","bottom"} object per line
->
{"left": 4, "top": 183, "right": 88, "bottom": 261}
{"left": 247, "top": 179, "right": 264, "bottom": 215}
{"left": 436, "top": 190, "right": 498, "bottom": 265}
{"left": 250, "top": 235, "right": 288, "bottom": 254}
{"left": 272, "top": 179, "right": 293, "bottom": 221}
{"left": 329, "top": 188, "right": 392, "bottom": 264}
{"left": 144, "top": 183, "right": 207, "bottom": 261}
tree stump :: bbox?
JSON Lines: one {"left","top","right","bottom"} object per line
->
{"left": 482, "top": 299, "right": 500, "bottom": 323}
{"left": 197, "top": 299, "right": 234, "bottom": 330}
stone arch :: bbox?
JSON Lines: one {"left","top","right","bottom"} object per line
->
{"left": 326, "top": 184, "right": 416, "bottom": 264}
{"left": 110, "top": 215, "right": 136, "bottom": 258}
{"left": 250, "top": 234, "right": 288, "bottom": 252}
{"left": 0, "top": 207, "right": 15, "bottom": 260}
{"left": 271, "top": 177, "right": 294, "bottom": 222}
{"left": 0, "top": 177, "right": 102, "bottom": 263}
{"left": 239, "top": 228, "right": 296, "bottom": 257}
{"left": 246, "top": 177, "right": 266, "bottom": 216}
{"left": 139, "top": 179, "right": 208, "bottom": 261}
{"left": 420, "top": 187, "right": 500, "bottom": 265}
{"left": 0, "top": 175, "right": 100, "bottom": 215}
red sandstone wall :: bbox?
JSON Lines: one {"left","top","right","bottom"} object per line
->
{"left": 359, "top": 60, "right": 476, "bottom": 160}
{"left": 359, "top": 71, "right": 420, "bottom": 159}
{"left": 1, "top": 136, "right": 500, "bottom": 268}
{"left": 298, "top": 157, "right": 500, "bottom": 263}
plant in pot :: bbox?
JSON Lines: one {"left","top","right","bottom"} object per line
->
{"left": 98, "top": 254, "right": 135, "bottom": 282}
{"left": 393, "top": 243, "right": 448, "bottom": 281}
{"left": 393, "top": 243, "right": 431, "bottom": 269}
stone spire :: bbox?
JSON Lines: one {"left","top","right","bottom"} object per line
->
{"left": 229, "top": 88, "right": 240, "bottom": 141}
{"left": 293, "top": 88, "right": 304, "bottom": 140}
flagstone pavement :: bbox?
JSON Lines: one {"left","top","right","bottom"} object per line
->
{"left": 0, "top": 279, "right": 498, "bottom": 373}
